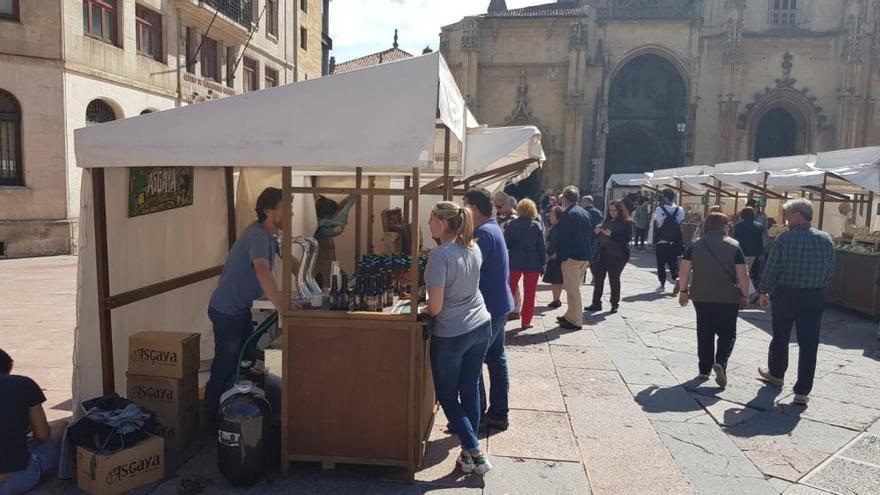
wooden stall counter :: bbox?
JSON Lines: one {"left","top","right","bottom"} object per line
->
{"left": 827, "top": 248, "right": 880, "bottom": 319}
{"left": 281, "top": 307, "right": 436, "bottom": 479}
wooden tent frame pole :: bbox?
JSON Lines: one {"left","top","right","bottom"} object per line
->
{"left": 93, "top": 168, "right": 114, "bottom": 395}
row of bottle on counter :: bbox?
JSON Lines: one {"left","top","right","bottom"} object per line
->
{"left": 325, "top": 254, "right": 428, "bottom": 312}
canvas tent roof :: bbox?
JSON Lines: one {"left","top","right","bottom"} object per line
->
{"left": 462, "top": 125, "right": 544, "bottom": 182}
{"left": 74, "top": 52, "right": 478, "bottom": 172}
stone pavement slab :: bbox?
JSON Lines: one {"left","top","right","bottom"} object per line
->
{"left": 726, "top": 412, "right": 858, "bottom": 481}
{"left": 804, "top": 457, "right": 880, "bottom": 495}
{"left": 692, "top": 394, "right": 761, "bottom": 427}
{"left": 629, "top": 384, "right": 706, "bottom": 422}
{"left": 549, "top": 343, "right": 615, "bottom": 370}
{"left": 486, "top": 409, "right": 579, "bottom": 462}
{"left": 839, "top": 433, "right": 880, "bottom": 466}
{"left": 776, "top": 396, "right": 880, "bottom": 431}
{"left": 481, "top": 457, "right": 591, "bottom": 495}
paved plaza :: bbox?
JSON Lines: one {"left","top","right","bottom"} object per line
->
{"left": 5, "top": 254, "right": 880, "bottom": 494}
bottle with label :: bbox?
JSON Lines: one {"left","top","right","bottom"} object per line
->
{"left": 328, "top": 275, "right": 339, "bottom": 311}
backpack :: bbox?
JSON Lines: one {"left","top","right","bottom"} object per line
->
{"left": 657, "top": 206, "right": 683, "bottom": 243}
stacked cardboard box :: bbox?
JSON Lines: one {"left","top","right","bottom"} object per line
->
{"left": 126, "top": 331, "right": 201, "bottom": 450}
{"left": 77, "top": 435, "right": 164, "bottom": 495}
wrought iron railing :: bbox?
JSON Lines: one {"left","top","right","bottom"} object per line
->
{"left": 202, "top": 0, "right": 252, "bottom": 27}
{"left": 597, "top": 6, "right": 695, "bottom": 21}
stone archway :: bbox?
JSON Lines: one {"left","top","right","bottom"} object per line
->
{"left": 753, "top": 107, "right": 801, "bottom": 161}
{"left": 604, "top": 53, "right": 687, "bottom": 184}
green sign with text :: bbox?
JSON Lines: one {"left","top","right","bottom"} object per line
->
{"left": 128, "top": 167, "right": 194, "bottom": 218}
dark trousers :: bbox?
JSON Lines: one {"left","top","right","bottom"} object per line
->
{"left": 634, "top": 227, "right": 648, "bottom": 247}
{"left": 205, "top": 309, "right": 253, "bottom": 425}
{"left": 768, "top": 287, "right": 826, "bottom": 395}
{"left": 592, "top": 255, "right": 627, "bottom": 307}
{"left": 693, "top": 301, "right": 739, "bottom": 375}
{"left": 655, "top": 243, "right": 680, "bottom": 284}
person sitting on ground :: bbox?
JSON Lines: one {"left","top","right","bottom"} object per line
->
{"left": 0, "top": 348, "right": 64, "bottom": 495}
{"left": 677, "top": 213, "right": 750, "bottom": 388}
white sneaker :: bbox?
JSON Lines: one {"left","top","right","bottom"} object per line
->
{"left": 758, "top": 367, "right": 784, "bottom": 386}
{"left": 457, "top": 453, "right": 475, "bottom": 474}
{"left": 713, "top": 363, "right": 728, "bottom": 388}
{"left": 472, "top": 454, "right": 493, "bottom": 476}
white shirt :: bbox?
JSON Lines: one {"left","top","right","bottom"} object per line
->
{"left": 653, "top": 203, "right": 685, "bottom": 226}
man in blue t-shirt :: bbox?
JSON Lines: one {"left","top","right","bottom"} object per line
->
{"left": 205, "top": 187, "right": 286, "bottom": 428}
{"left": 464, "top": 188, "right": 515, "bottom": 431}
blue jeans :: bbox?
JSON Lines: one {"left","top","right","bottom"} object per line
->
{"left": 0, "top": 440, "right": 60, "bottom": 495}
{"left": 205, "top": 308, "right": 253, "bottom": 425}
{"left": 479, "top": 315, "right": 509, "bottom": 421}
{"left": 431, "top": 321, "right": 492, "bottom": 452}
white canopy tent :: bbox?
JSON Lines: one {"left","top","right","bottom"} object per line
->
{"left": 71, "top": 52, "right": 544, "bottom": 406}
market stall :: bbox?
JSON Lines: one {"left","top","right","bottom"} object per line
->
{"left": 805, "top": 147, "right": 880, "bottom": 317}
{"left": 72, "top": 52, "right": 543, "bottom": 478}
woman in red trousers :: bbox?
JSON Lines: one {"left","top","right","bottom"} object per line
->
{"left": 504, "top": 199, "right": 546, "bottom": 329}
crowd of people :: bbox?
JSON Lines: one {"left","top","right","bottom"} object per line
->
{"left": 422, "top": 184, "right": 836, "bottom": 475}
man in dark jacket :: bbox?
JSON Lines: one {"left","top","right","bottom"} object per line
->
{"left": 581, "top": 195, "right": 603, "bottom": 284}
{"left": 556, "top": 186, "right": 595, "bottom": 329}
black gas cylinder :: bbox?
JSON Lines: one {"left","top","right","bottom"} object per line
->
{"left": 217, "top": 382, "right": 272, "bottom": 487}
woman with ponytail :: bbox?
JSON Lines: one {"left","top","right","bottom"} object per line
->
{"left": 424, "top": 201, "right": 494, "bottom": 475}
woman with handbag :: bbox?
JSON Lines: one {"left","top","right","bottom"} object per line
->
{"left": 677, "top": 212, "right": 750, "bottom": 388}
{"left": 543, "top": 206, "right": 565, "bottom": 309}
{"left": 586, "top": 200, "right": 633, "bottom": 314}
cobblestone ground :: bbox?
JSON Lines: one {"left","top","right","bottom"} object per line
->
{"left": 8, "top": 254, "right": 880, "bottom": 494}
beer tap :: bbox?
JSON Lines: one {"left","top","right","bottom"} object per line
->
{"left": 303, "top": 237, "right": 322, "bottom": 295}
{"left": 291, "top": 236, "right": 313, "bottom": 301}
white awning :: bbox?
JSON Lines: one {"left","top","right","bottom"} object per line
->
{"left": 74, "top": 52, "right": 478, "bottom": 172}
{"left": 814, "top": 147, "right": 880, "bottom": 194}
{"left": 463, "top": 125, "right": 544, "bottom": 181}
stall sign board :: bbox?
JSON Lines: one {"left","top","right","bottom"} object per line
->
{"left": 129, "top": 167, "right": 194, "bottom": 217}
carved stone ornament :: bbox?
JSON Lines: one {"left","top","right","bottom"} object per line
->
{"left": 737, "top": 52, "right": 829, "bottom": 129}
{"left": 503, "top": 71, "right": 553, "bottom": 148}
{"left": 439, "top": 31, "right": 449, "bottom": 55}
{"left": 570, "top": 22, "right": 588, "bottom": 51}
{"left": 843, "top": 14, "right": 864, "bottom": 64}
{"left": 461, "top": 18, "right": 480, "bottom": 52}
{"left": 723, "top": 17, "right": 744, "bottom": 65}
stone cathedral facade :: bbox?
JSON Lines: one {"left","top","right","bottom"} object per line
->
{"left": 441, "top": 0, "right": 880, "bottom": 194}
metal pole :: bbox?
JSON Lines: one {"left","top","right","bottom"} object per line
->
{"left": 282, "top": 166, "right": 292, "bottom": 313}
{"left": 868, "top": 191, "right": 874, "bottom": 228}
{"left": 93, "top": 168, "right": 114, "bottom": 395}
{"left": 355, "top": 168, "right": 362, "bottom": 261}
{"left": 410, "top": 167, "right": 421, "bottom": 319}
{"left": 818, "top": 172, "right": 828, "bottom": 230}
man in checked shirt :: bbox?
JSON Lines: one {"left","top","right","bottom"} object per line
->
{"left": 756, "top": 198, "right": 835, "bottom": 405}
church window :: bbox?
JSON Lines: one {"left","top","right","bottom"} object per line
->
{"left": 769, "top": 0, "right": 798, "bottom": 26}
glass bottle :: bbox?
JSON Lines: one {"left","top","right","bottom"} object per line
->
{"left": 328, "top": 274, "right": 339, "bottom": 311}
{"left": 338, "top": 273, "right": 349, "bottom": 312}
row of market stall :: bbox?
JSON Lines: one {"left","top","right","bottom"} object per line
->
{"left": 606, "top": 147, "right": 880, "bottom": 318}
{"left": 71, "top": 52, "right": 544, "bottom": 479}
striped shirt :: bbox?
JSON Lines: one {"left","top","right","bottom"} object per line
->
{"left": 758, "top": 224, "right": 835, "bottom": 294}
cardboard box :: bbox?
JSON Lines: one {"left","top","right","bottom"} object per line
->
{"left": 126, "top": 373, "right": 200, "bottom": 450}
{"left": 77, "top": 435, "right": 164, "bottom": 495}
{"left": 128, "top": 331, "right": 200, "bottom": 379}
{"left": 151, "top": 404, "right": 199, "bottom": 450}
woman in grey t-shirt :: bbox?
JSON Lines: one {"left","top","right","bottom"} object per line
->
{"left": 424, "top": 201, "right": 493, "bottom": 476}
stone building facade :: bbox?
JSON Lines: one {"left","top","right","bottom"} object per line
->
{"left": 0, "top": 0, "right": 329, "bottom": 257}
{"left": 441, "top": 0, "right": 880, "bottom": 194}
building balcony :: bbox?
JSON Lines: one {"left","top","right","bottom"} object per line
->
{"left": 175, "top": 0, "right": 253, "bottom": 43}
{"left": 596, "top": 6, "right": 696, "bottom": 22}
